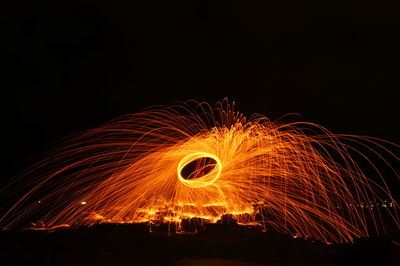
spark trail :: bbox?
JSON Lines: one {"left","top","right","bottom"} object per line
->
{"left": 1, "top": 99, "right": 399, "bottom": 243}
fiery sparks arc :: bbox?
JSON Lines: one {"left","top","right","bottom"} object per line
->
{"left": 1, "top": 99, "right": 399, "bottom": 243}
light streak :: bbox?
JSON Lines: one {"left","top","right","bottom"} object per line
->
{"left": 0, "top": 99, "right": 399, "bottom": 243}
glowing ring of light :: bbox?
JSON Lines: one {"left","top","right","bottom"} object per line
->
{"left": 177, "top": 152, "right": 222, "bottom": 188}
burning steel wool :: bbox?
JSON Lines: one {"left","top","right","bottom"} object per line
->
{"left": 0, "top": 99, "right": 399, "bottom": 243}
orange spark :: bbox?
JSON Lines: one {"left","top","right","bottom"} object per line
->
{"left": 0, "top": 99, "right": 399, "bottom": 243}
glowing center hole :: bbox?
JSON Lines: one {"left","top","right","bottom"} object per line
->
{"left": 180, "top": 157, "right": 217, "bottom": 180}
{"left": 177, "top": 152, "right": 222, "bottom": 188}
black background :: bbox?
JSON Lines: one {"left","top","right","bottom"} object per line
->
{"left": 1, "top": 0, "right": 400, "bottom": 181}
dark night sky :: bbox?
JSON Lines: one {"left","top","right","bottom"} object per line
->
{"left": 1, "top": 1, "right": 400, "bottom": 180}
